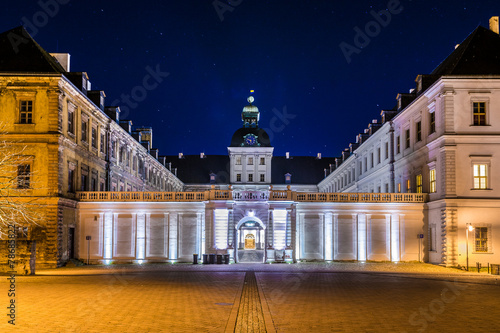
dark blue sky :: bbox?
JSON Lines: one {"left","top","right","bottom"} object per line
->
{"left": 4, "top": 1, "right": 500, "bottom": 156}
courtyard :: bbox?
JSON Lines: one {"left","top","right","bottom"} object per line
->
{"left": 1, "top": 262, "right": 499, "bottom": 332}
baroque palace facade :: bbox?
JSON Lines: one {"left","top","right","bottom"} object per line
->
{"left": 1, "top": 18, "right": 500, "bottom": 269}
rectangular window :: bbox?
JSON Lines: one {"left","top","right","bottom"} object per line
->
{"left": 68, "top": 108, "right": 74, "bottom": 134}
{"left": 100, "top": 133, "right": 105, "bottom": 153}
{"left": 248, "top": 174, "right": 253, "bottom": 182}
{"left": 385, "top": 142, "right": 389, "bottom": 160}
{"left": 416, "top": 174, "right": 422, "bottom": 193}
{"left": 473, "top": 164, "right": 488, "bottom": 189}
{"left": 91, "top": 127, "right": 97, "bottom": 148}
{"left": 377, "top": 148, "right": 381, "bottom": 164}
{"left": 260, "top": 174, "right": 265, "bottom": 182}
{"left": 364, "top": 158, "right": 367, "bottom": 172}
{"left": 236, "top": 156, "right": 241, "bottom": 165}
{"left": 429, "top": 169, "right": 436, "bottom": 193}
{"left": 473, "top": 102, "right": 486, "bottom": 126}
{"left": 475, "top": 227, "right": 488, "bottom": 252}
{"left": 81, "top": 173, "right": 88, "bottom": 191}
{"left": 405, "top": 129, "right": 410, "bottom": 149}
{"left": 19, "top": 100, "right": 33, "bottom": 124}
{"left": 91, "top": 177, "right": 97, "bottom": 191}
{"left": 416, "top": 121, "right": 422, "bottom": 142}
{"left": 397, "top": 183, "right": 401, "bottom": 193}
{"left": 260, "top": 157, "right": 265, "bottom": 165}
{"left": 17, "top": 164, "right": 31, "bottom": 189}
{"left": 81, "top": 119, "right": 88, "bottom": 142}
{"left": 429, "top": 112, "right": 435, "bottom": 134}
{"left": 68, "top": 168, "right": 75, "bottom": 193}
{"left": 236, "top": 174, "right": 241, "bottom": 182}
{"left": 248, "top": 157, "right": 253, "bottom": 165}
{"left": 396, "top": 136, "right": 401, "bottom": 154}
{"left": 370, "top": 153, "right": 374, "bottom": 168}
{"left": 406, "top": 179, "right": 411, "bottom": 193}
{"left": 111, "top": 140, "right": 116, "bottom": 158}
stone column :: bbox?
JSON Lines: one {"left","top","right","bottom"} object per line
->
{"left": 357, "top": 213, "right": 367, "bottom": 261}
{"left": 324, "top": 212, "right": 333, "bottom": 261}
{"left": 390, "top": 214, "right": 400, "bottom": 262}
{"left": 168, "top": 212, "right": 178, "bottom": 260}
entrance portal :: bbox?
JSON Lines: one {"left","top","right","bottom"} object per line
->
{"left": 236, "top": 217, "right": 265, "bottom": 263}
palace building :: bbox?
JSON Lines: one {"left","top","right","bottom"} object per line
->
{"left": 1, "top": 18, "right": 500, "bottom": 269}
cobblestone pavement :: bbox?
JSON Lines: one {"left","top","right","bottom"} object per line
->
{"left": 1, "top": 262, "right": 499, "bottom": 332}
{"left": 233, "top": 271, "right": 267, "bottom": 333}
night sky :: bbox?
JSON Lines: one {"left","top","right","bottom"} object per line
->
{"left": 4, "top": 1, "right": 500, "bottom": 157}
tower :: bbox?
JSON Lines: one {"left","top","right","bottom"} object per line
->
{"left": 228, "top": 96, "right": 273, "bottom": 186}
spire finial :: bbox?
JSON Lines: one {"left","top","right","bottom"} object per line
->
{"left": 247, "top": 96, "right": 254, "bottom": 104}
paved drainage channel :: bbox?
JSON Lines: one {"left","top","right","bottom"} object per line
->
{"left": 228, "top": 271, "right": 270, "bottom": 333}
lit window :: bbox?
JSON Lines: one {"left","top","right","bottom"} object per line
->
{"left": 260, "top": 174, "right": 265, "bottom": 182}
{"left": 260, "top": 157, "right": 265, "bottom": 165}
{"left": 17, "top": 164, "right": 31, "bottom": 189}
{"left": 473, "top": 164, "right": 488, "bottom": 189}
{"left": 416, "top": 121, "right": 421, "bottom": 142}
{"left": 429, "top": 169, "right": 436, "bottom": 193}
{"left": 475, "top": 227, "right": 488, "bottom": 252}
{"left": 397, "top": 183, "right": 401, "bottom": 193}
{"left": 19, "top": 100, "right": 33, "bottom": 124}
{"left": 429, "top": 112, "right": 435, "bottom": 134}
{"left": 405, "top": 129, "right": 410, "bottom": 149}
{"left": 236, "top": 174, "right": 241, "bottom": 182}
{"left": 406, "top": 179, "right": 411, "bottom": 193}
{"left": 416, "top": 174, "right": 422, "bottom": 193}
{"left": 236, "top": 156, "right": 241, "bottom": 165}
{"left": 248, "top": 157, "right": 253, "bottom": 165}
{"left": 473, "top": 102, "right": 486, "bottom": 126}
{"left": 248, "top": 174, "right": 253, "bottom": 182}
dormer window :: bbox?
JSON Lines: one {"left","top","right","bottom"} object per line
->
{"left": 285, "top": 173, "right": 292, "bottom": 184}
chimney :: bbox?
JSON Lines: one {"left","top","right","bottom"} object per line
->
{"left": 200, "top": 152, "right": 206, "bottom": 159}
{"left": 178, "top": 152, "right": 184, "bottom": 159}
{"left": 50, "top": 53, "right": 70, "bottom": 71}
{"left": 167, "top": 162, "right": 172, "bottom": 171}
{"left": 490, "top": 16, "right": 499, "bottom": 34}
{"left": 87, "top": 90, "right": 106, "bottom": 110}
{"left": 286, "top": 152, "right": 290, "bottom": 159}
{"left": 316, "top": 153, "right": 322, "bottom": 159}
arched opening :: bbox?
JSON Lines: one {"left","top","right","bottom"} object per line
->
{"left": 235, "top": 216, "right": 265, "bottom": 263}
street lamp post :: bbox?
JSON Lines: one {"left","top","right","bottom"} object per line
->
{"left": 466, "top": 224, "right": 474, "bottom": 271}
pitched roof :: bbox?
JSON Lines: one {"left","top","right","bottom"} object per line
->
{"left": 0, "top": 26, "right": 66, "bottom": 73}
{"left": 431, "top": 26, "right": 500, "bottom": 76}
{"left": 163, "top": 154, "right": 334, "bottom": 185}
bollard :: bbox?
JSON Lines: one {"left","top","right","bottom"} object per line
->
{"left": 209, "top": 253, "right": 215, "bottom": 264}
{"left": 224, "top": 254, "right": 230, "bottom": 264}
{"left": 217, "top": 254, "right": 223, "bottom": 264}
{"left": 193, "top": 254, "right": 198, "bottom": 265}
{"left": 203, "top": 254, "right": 208, "bottom": 264}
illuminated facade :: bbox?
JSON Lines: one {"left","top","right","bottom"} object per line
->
{"left": 1, "top": 19, "right": 500, "bottom": 269}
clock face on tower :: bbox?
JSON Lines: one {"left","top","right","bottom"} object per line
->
{"left": 243, "top": 134, "right": 258, "bottom": 146}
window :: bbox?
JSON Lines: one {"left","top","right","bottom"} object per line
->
{"left": 68, "top": 106, "right": 74, "bottom": 134}
{"left": 397, "top": 183, "right": 401, "bottom": 193}
{"left": 384, "top": 183, "right": 389, "bottom": 192}
{"left": 68, "top": 165, "right": 75, "bottom": 193}
{"left": 377, "top": 148, "right": 381, "bottom": 164}
{"left": 260, "top": 157, "right": 265, "bottom": 165}
{"left": 248, "top": 174, "right": 253, "bottom": 182}
{"left": 429, "top": 112, "right": 435, "bottom": 134}
{"left": 406, "top": 179, "right": 411, "bottom": 193}
{"left": 396, "top": 136, "right": 401, "bottom": 154}
{"left": 416, "top": 121, "right": 422, "bottom": 142}
{"left": 429, "top": 169, "right": 436, "bottom": 193}
{"left": 99, "top": 180, "right": 105, "bottom": 191}
{"left": 236, "top": 156, "right": 241, "bottom": 165}
{"left": 100, "top": 133, "right": 105, "bottom": 153}
{"left": 473, "top": 164, "right": 488, "bottom": 189}
{"left": 17, "top": 164, "right": 30, "bottom": 189}
{"left": 91, "top": 127, "right": 97, "bottom": 149}
{"left": 475, "top": 227, "right": 488, "bottom": 252}
{"left": 91, "top": 177, "right": 97, "bottom": 191}
{"left": 416, "top": 174, "right": 422, "bottom": 193}
{"left": 236, "top": 174, "right": 241, "bottom": 182}
{"left": 19, "top": 100, "right": 33, "bottom": 124}
{"left": 81, "top": 118, "right": 88, "bottom": 142}
{"left": 405, "top": 129, "right": 410, "bottom": 149}
{"left": 473, "top": 102, "right": 486, "bottom": 126}
{"left": 385, "top": 142, "right": 389, "bottom": 160}
{"left": 364, "top": 157, "right": 367, "bottom": 172}
{"left": 248, "top": 157, "right": 253, "bottom": 165}
{"left": 81, "top": 173, "right": 88, "bottom": 191}
{"left": 111, "top": 140, "right": 116, "bottom": 159}
{"left": 370, "top": 153, "right": 374, "bottom": 168}
{"left": 260, "top": 174, "right": 265, "bottom": 182}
